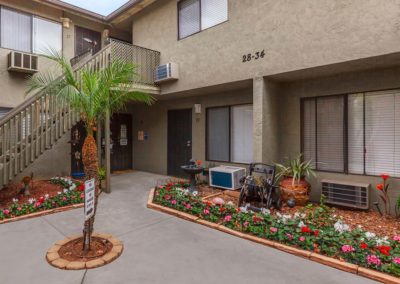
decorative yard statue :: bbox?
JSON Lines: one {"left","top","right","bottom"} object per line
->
{"left": 21, "top": 173, "right": 33, "bottom": 196}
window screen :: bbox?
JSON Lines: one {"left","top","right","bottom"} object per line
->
{"left": 1, "top": 7, "right": 32, "bottom": 52}
{"left": 207, "top": 107, "right": 229, "bottom": 161}
{"left": 33, "top": 17, "right": 62, "bottom": 54}
{"left": 231, "top": 105, "right": 253, "bottom": 163}
{"left": 178, "top": 0, "right": 200, "bottom": 39}
{"left": 201, "top": 0, "right": 228, "bottom": 30}
{"left": 178, "top": 0, "right": 227, "bottom": 39}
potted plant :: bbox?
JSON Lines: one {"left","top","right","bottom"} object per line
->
{"left": 275, "top": 154, "right": 316, "bottom": 206}
{"left": 98, "top": 167, "right": 106, "bottom": 190}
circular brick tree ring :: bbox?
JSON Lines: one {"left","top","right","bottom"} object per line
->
{"left": 46, "top": 232, "right": 123, "bottom": 270}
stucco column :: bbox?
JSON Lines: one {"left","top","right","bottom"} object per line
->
{"left": 253, "top": 77, "right": 279, "bottom": 164}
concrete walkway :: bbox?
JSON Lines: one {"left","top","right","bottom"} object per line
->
{"left": 0, "top": 172, "right": 377, "bottom": 284}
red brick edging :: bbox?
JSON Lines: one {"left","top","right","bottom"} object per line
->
{"left": 146, "top": 188, "right": 400, "bottom": 284}
{"left": 0, "top": 203, "right": 84, "bottom": 225}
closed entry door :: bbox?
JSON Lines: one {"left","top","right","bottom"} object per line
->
{"left": 110, "top": 113, "right": 133, "bottom": 172}
{"left": 168, "top": 109, "right": 192, "bottom": 177}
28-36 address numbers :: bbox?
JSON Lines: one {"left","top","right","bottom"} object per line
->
{"left": 242, "top": 50, "right": 265, "bottom": 63}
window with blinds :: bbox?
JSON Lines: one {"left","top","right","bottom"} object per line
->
{"left": 0, "top": 6, "right": 62, "bottom": 54}
{"left": 178, "top": 0, "right": 228, "bottom": 39}
{"left": 207, "top": 104, "right": 253, "bottom": 163}
{"left": 302, "top": 90, "right": 400, "bottom": 177}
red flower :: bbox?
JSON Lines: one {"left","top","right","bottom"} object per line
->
{"left": 38, "top": 197, "right": 45, "bottom": 203}
{"left": 164, "top": 194, "right": 171, "bottom": 200}
{"left": 301, "top": 226, "right": 312, "bottom": 234}
{"left": 252, "top": 216, "right": 263, "bottom": 223}
{"left": 381, "top": 174, "right": 390, "bottom": 181}
{"left": 77, "top": 183, "right": 85, "bottom": 192}
{"left": 360, "top": 242, "right": 368, "bottom": 249}
{"left": 376, "top": 183, "right": 384, "bottom": 191}
{"left": 376, "top": 245, "right": 391, "bottom": 256}
{"left": 314, "top": 230, "right": 320, "bottom": 237}
{"left": 196, "top": 160, "right": 203, "bottom": 166}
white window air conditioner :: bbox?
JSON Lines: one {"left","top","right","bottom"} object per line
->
{"left": 154, "top": 63, "right": 179, "bottom": 83}
{"left": 8, "top": 51, "right": 38, "bottom": 73}
{"left": 321, "top": 179, "right": 369, "bottom": 210}
{"left": 209, "top": 166, "right": 246, "bottom": 190}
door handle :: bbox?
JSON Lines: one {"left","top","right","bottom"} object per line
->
{"left": 186, "top": 140, "right": 191, "bottom": 147}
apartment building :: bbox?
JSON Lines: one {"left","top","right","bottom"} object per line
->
{"left": 1, "top": 0, "right": 400, "bottom": 210}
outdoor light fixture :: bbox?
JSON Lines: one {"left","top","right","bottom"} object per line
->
{"left": 194, "top": 104, "right": 201, "bottom": 114}
{"left": 60, "top": 17, "right": 71, "bottom": 28}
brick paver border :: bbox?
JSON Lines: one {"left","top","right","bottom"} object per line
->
{"left": 147, "top": 188, "right": 400, "bottom": 284}
{"left": 46, "top": 233, "right": 123, "bottom": 270}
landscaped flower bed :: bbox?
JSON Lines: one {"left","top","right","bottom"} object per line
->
{"left": 0, "top": 177, "right": 84, "bottom": 221}
{"left": 153, "top": 182, "right": 400, "bottom": 278}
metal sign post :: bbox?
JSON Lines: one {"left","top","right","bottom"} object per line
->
{"left": 84, "top": 179, "right": 95, "bottom": 220}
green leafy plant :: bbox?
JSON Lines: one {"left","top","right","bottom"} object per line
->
{"left": 98, "top": 167, "right": 106, "bottom": 181}
{"left": 275, "top": 154, "right": 316, "bottom": 185}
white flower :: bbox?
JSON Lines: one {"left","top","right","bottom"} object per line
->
{"left": 376, "top": 236, "right": 389, "bottom": 245}
{"left": 240, "top": 206, "right": 248, "bottom": 213}
{"left": 28, "top": 198, "right": 36, "bottom": 204}
{"left": 57, "top": 191, "right": 61, "bottom": 195}
{"left": 365, "top": 232, "right": 376, "bottom": 240}
{"left": 63, "top": 189, "right": 68, "bottom": 193}
{"left": 261, "top": 208, "right": 270, "bottom": 215}
{"left": 357, "top": 225, "right": 363, "bottom": 229}
{"left": 227, "top": 201, "right": 234, "bottom": 206}
{"left": 298, "top": 221, "right": 305, "bottom": 228}
{"left": 45, "top": 194, "right": 49, "bottom": 200}
{"left": 191, "top": 191, "right": 198, "bottom": 197}
{"left": 12, "top": 198, "right": 18, "bottom": 203}
{"left": 334, "top": 220, "right": 350, "bottom": 233}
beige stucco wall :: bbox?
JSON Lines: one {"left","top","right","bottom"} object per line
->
{"left": 131, "top": 0, "right": 400, "bottom": 95}
{"left": 128, "top": 88, "right": 252, "bottom": 175}
{"left": 278, "top": 66, "right": 400, "bottom": 211}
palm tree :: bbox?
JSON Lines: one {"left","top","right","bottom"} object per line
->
{"left": 27, "top": 50, "right": 155, "bottom": 252}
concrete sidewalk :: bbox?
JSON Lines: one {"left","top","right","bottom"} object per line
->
{"left": 0, "top": 172, "right": 377, "bottom": 284}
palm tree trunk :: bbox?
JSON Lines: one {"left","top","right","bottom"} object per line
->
{"left": 82, "top": 133, "right": 99, "bottom": 252}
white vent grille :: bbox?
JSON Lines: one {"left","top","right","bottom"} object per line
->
{"left": 154, "top": 63, "right": 179, "bottom": 83}
{"left": 321, "top": 179, "right": 369, "bottom": 209}
{"left": 8, "top": 51, "right": 38, "bottom": 73}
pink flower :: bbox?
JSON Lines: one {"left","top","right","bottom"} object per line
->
{"left": 17, "top": 207, "right": 22, "bottom": 211}
{"left": 62, "top": 197, "right": 67, "bottom": 201}
{"left": 3, "top": 209, "right": 9, "bottom": 215}
{"left": 243, "top": 221, "right": 249, "bottom": 228}
{"left": 393, "top": 236, "right": 400, "bottom": 241}
{"left": 393, "top": 257, "right": 400, "bottom": 265}
{"left": 171, "top": 200, "right": 177, "bottom": 205}
{"left": 341, "top": 245, "right": 355, "bottom": 253}
{"left": 203, "top": 209, "right": 210, "bottom": 215}
{"left": 185, "top": 204, "right": 191, "bottom": 210}
{"left": 224, "top": 215, "right": 232, "bottom": 222}
{"left": 80, "top": 193, "right": 84, "bottom": 199}
{"left": 286, "top": 233, "right": 293, "bottom": 240}
{"left": 35, "top": 202, "right": 41, "bottom": 207}
{"left": 299, "top": 236, "right": 306, "bottom": 242}
{"left": 367, "top": 255, "right": 381, "bottom": 266}
{"left": 270, "top": 227, "right": 278, "bottom": 233}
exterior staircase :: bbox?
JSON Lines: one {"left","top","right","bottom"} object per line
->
{"left": 0, "top": 40, "right": 160, "bottom": 187}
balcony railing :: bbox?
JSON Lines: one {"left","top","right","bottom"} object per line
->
{"left": 71, "top": 39, "right": 160, "bottom": 87}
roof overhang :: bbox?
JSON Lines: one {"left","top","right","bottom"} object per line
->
{"left": 33, "top": 0, "right": 157, "bottom": 25}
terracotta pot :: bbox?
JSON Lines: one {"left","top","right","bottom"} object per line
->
{"left": 279, "top": 176, "right": 311, "bottom": 206}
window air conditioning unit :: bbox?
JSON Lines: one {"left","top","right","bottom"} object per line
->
{"left": 209, "top": 166, "right": 246, "bottom": 190}
{"left": 154, "top": 63, "right": 179, "bottom": 83}
{"left": 321, "top": 179, "right": 369, "bottom": 210}
{"left": 8, "top": 51, "right": 38, "bottom": 73}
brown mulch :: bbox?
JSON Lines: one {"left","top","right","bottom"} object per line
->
{"left": 280, "top": 205, "right": 400, "bottom": 237}
{"left": 0, "top": 180, "right": 64, "bottom": 209}
{"left": 197, "top": 185, "right": 223, "bottom": 198}
{"left": 58, "top": 237, "right": 113, "bottom": 262}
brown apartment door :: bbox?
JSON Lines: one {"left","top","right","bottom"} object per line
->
{"left": 167, "top": 109, "right": 192, "bottom": 177}
{"left": 110, "top": 114, "right": 133, "bottom": 172}
{"left": 75, "top": 26, "right": 101, "bottom": 56}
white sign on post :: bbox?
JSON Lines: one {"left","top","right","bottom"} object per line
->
{"left": 84, "top": 179, "right": 95, "bottom": 221}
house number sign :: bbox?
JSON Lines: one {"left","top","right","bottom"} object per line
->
{"left": 242, "top": 49, "right": 266, "bottom": 63}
